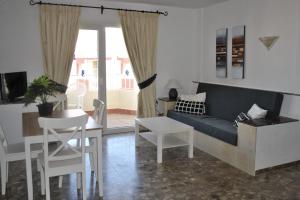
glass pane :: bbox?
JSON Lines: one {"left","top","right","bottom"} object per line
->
{"left": 67, "top": 30, "right": 98, "bottom": 113}
{"left": 105, "top": 27, "right": 138, "bottom": 129}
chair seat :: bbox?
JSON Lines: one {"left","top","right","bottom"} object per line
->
{"left": 38, "top": 146, "right": 83, "bottom": 168}
{"left": 38, "top": 152, "right": 82, "bottom": 169}
{"left": 6, "top": 143, "right": 42, "bottom": 161}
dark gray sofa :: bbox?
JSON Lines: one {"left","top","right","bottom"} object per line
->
{"left": 167, "top": 82, "right": 284, "bottom": 146}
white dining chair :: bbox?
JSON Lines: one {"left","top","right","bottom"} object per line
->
{"left": 47, "top": 93, "right": 67, "bottom": 187}
{"left": 66, "top": 83, "right": 86, "bottom": 109}
{"left": 89, "top": 99, "right": 105, "bottom": 175}
{"left": 0, "top": 95, "right": 67, "bottom": 195}
{"left": 37, "top": 113, "right": 88, "bottom": 200}
{"left": 0, "top": 124, "right": 42, "bottom": 195}
{"left": 48, "top": 93, "right": 67, "bottom": 111}
{"left": 57, "top": 99, "right": 104, "bottom": 188}
{"left": 92, "top": 99, "right": 105, "bottom": 125}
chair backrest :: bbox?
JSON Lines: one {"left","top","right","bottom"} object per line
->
{"left": 48, "top": 94, "right": 67, "bottom": 111}
{"left": 93, "top": 99, "right": 105, "bottom": 125}
{"left": 0, "top": 124, "right": 8, "bottom": 157}
{"left": 38, "top": 114, "right": 88, "bottom": 168}
{"left": 67, "top": 83, "right": 87, "bottom": 109}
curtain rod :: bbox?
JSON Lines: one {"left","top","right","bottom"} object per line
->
{"left": 29, "top": 0, "right": 168, "bottom": 16}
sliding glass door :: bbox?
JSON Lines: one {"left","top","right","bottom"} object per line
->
{"left": 66, "top": 27, "right": 137, "bottom": 134}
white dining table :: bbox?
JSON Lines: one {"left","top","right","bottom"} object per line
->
{"left": 22, "top": 109, "right": 103, "bottom": 200}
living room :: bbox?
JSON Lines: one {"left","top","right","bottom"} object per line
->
{"left": 0, "top": 0, "right": 299, "bottom": 199}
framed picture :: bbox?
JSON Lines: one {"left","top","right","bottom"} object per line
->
{"left": 232, "top": 25, "right": 246, "bottom": 79}
{"left": 216, "top": 28, "right": 228, "bottom": 78}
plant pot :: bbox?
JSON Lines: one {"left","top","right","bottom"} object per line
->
{"left": 37, "top": 103, "right": 53, "bottom": 116}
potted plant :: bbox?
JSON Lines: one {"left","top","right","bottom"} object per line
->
{"left": 24, "top": 75, "right": 56, "bottom": 116}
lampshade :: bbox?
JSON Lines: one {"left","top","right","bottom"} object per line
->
{"left": 165, "top": 79, "right": 182, "bottom": 89}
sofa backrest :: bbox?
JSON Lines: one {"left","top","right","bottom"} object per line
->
{"left": 196, "top": 82, "right": 283, "bottom": 121}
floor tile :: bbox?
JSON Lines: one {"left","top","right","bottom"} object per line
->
{"left": 1, "top": 133, "right": 299, "bottom": 200}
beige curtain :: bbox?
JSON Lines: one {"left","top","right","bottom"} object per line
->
{"left": 119, "top": 11, "right": 159, "bottom": 118}
{"left": 40, "top": 5, "right": 80, "bottom": 86}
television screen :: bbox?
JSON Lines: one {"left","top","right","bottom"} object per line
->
{"left": 0, "top": 71, "right": 27, "bottom": 102}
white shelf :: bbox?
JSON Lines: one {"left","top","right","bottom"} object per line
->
{"left": 140, "top": 132, "right": 188, "bottom": 149}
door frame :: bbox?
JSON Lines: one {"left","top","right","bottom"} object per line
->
{"left": 79, "top": 24, "right": 135, "bottom": 134}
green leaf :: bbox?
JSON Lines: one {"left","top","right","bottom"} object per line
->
{"left": 24, "top": 75, "right": 56, "bottom": 106}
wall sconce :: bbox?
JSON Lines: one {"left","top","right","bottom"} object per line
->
{"left": 259, "top": 36, "right": 279, "bottom": 50}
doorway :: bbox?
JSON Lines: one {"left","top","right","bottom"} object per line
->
{"left": 67, "top": 28, "right": 137, "bottom": 133}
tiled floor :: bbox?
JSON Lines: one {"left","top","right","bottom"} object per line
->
{"left": 107, "top": 114, "right": 136, "bottom": 128}
{"left": 1, "top": 133, "right": 300, "bottom": 200}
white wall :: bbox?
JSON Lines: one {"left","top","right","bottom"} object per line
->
{"left": 199, "top": 0, "right": 300, "bottom": 118}
{"left": 0, "top": 0, "right": 43, "bottom": 81}
{"left": 0, "top": 0, "right": 199, "bottom": 95}
{"left": 0, "top": 0, "right": 199, "bottom": 143}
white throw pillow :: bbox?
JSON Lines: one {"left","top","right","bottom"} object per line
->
{"left": 247, "top": 104, "right": 267, "bottom": 119}
{"left": 180, "top": 92, "right": 206, "bottom": 102}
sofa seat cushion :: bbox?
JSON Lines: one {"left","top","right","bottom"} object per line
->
{"left": 167, "top": 110, "right": 237, "bottom": 146}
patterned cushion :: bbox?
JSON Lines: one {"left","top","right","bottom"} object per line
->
{"left": 233, "top": 112, "right": 250, "bottom": 127}
{"left": 174, "top": 99, "right": 205, "bottom": 115}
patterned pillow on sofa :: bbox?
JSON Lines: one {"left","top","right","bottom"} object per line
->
{"left": 174, "top": 99, "right": 205, "bottom": 115}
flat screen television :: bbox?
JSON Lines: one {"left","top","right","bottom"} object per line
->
{"left": 0, "top": 71, "right": 27, "bottom": 102}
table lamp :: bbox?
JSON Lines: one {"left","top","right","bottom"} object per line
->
{"left": 166, "top": 79, "right": 181, "bottom": 100}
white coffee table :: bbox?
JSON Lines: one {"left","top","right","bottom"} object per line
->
{"left": 135, "top": 116, "right": 194, "bottom": 163}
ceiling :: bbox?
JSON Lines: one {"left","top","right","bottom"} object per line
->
{"left": 107, "top": 0, "right": 229, "bottom": 9}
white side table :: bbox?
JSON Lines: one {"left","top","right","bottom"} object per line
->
{"left": 157, "top": 97, "right": 177, "bottom": 116}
